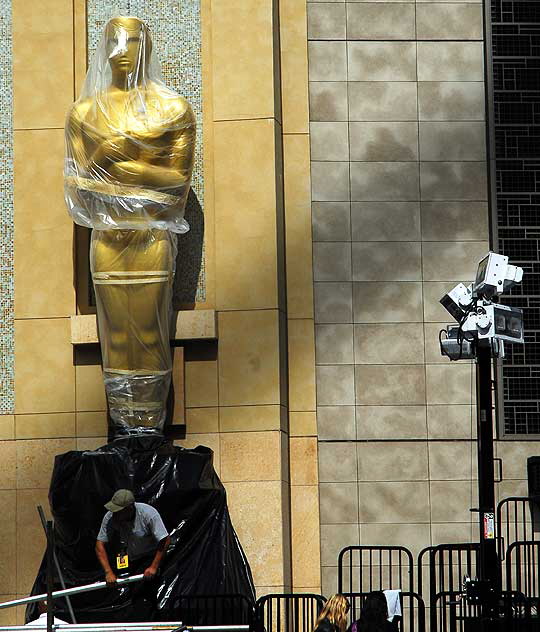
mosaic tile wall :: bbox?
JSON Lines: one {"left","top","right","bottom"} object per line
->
{"left": 0, "top": 0, "right": 13, "bottom": 413}
{"left": 87, "top": 0, "right": 205, "bottom": 303}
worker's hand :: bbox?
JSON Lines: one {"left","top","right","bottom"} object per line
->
{"left": 105, "top": 571, "right": 117, "bottom": 585}
{"left": 143, "top": 566, "right": 158, "bottom": 580}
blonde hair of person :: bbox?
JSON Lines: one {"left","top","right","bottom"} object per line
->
{"left": 314, "top": 594, "right": 350, "bottom": 632}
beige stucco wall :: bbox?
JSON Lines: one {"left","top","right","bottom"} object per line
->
{"left": 0, "top": 0, "right": 321, "bottom": 621}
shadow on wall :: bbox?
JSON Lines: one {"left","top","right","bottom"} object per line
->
{"left": 173, "top": 188, "right": 205, "bottom": 308}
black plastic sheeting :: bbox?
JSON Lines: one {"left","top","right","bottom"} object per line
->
{"left": 27, "top": 436, "right": 255, "bottom": 624}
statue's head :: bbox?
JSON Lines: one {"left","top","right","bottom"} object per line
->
{"left": 104, "top": 16, "right": 152, "bottom": 78}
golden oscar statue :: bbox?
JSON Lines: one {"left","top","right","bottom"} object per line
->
{"left": 64, "top": 16, "right": 196, "bottom": 434}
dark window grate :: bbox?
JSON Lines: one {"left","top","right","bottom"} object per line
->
{"left": 490, "top": 0, "right": 540, "bottom": 434}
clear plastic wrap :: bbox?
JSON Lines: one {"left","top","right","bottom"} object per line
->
{"left": 64, "top": 16, "right": 196, "bottom": 233}
{"left": 64, "top": 16, "right": 196, "bottom": 435}
{"left": 90, "top": 228, "right": 177, "bottom": 433}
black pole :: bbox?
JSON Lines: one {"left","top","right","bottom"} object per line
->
{"left": 37, "top": 506, "right": 76, "bottom": 624}
{"left": 475, "top": 342, "right": 500, "bottom": 616}
{"left": 46, "top": 521, "right": 54, "bottom": 632}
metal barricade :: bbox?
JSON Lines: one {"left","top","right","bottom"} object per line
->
{"left": 254, "top": 594, "right": 325, "bottom": 632}
{"left": 174, "top": 594, "right": 255, "bottom": 627}
{"left": 342, "top": 591, "right": 426, "bottom": 632}
{"left": 505, "top": 540, "right": 540, "bottom": 610}
{"left": 337, "top": 546, "right": 414, "bottom": 595}
{"left": 434, "top": 590, "right": 532, "bottom": 632}
{"left": 417, "top": 543, "right": 479, "bottom": 632}
{"left": 497, "top": 496, "right": 540, "bottom": 561}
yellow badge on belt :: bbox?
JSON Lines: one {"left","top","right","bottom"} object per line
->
{"left": 116, "top": 553, "right": 129, "bottom": 570}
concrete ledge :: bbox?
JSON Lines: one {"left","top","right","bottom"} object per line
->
{"left": 70, "top": 310, "right": 218, "bottom": 344}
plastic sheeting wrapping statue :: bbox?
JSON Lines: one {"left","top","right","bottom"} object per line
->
{"left": 64, "top": 16, "right": 195, "bottom": 435}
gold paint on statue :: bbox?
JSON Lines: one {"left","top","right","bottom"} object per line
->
{"left": 65, "top": 17, "right": 196, "bottom": 433}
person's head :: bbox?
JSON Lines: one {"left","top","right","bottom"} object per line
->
{"left": 314, "top": 594, "right": 350, "bottom": 632}
{"left": 104, "top": 16, "right": 152, "bottom": 79}
{"left": 358, "top": 592, "right": 388, "bottom": 632}
{"left": 105, "top": 488, "right": 136, "bottom": 522}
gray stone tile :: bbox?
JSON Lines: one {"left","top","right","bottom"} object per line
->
{"left": 352, "top": 242, "right": 422, "bottom": 281}
{"left": 308, "top": 2, "right": 346, "bottom": 39}
{"left": 427, "top": 405, "right": 475, "bottom": 439}
{"left": 422, "top": 241, "right": 489, "bottom": 281}
{"left": 359, "top": 481, "right": 430, "bottom": 522}
{"left": 349, "top": 122, "right": 418, "bottom": 162}
{"left": 418, "top": 82, "right": 485, "bottom": 121}
{"left": 353, "top": 282, "right": 423, "bottom": 323}
{"left": 351, "top": 201, "right": 420, "bottom": 241}
{"left": 496, "top": 480, "right": 528, "bottom": 505}
{"left": 321, "top": 567, "right": 339, "bottom": 600}
{"left": 312, "top": 202, "right": 351, "bottom": 241}
{"left": 419, "top": 122, "right": 485, "bottom": 161}
{"left": 316, "top": 364, "right": 356, "bottom": 405}
{"left": 346, "top": 3, "right": 415, "bottom": 40}
{"left": 420, "top": 162, "right": 487, "bottom": 201}
{"left": 429, "top": 441, "right": 474, "bottom": 480}
{"left": 351, "top": 162, "right": 419, "bottom": 201}
{"left": 417, "top": 42, "right": 484, "bottom": 81}
{"left": 430, "top": 481, "right": 472, "bottom": 522}
{"left": 360, "top": 524, "right": 431, "bottom": 558}
{"left": 357, "top": 441, "right": 429, "bottom": 481}
{"left": 494, "top": 441, "right": 540, "bottom": 480}
{"left": 309, "top": 82, "right": 348, "bottom": 121}
{"left": 354, "top": 323, "right": 425, "bottom": 364}
{"left": 320, "top": 523, "right": 360, "bottom": 566}
{"left": 318, "top": 441, "right": 357, "bottom": 482}
{"left": 320, "top": 482, "right": 359, "bottom": 523}
{"left": 425, "top": 363, "right": 473, "bottom": 404}
{"left": 417, "top": 4, "right": 483, "bottom": 40}
{"left": 349, "top": 82, "right": 418, "bottom": 121}
{"left": 308, "top": 41, "right": 347, "bottom": 81}
{"left": 356, "top": 405, "right": 427, "bottom": 440}
{"left": 311, "top": 161, "right": 350, "bottom": 201}
{"left": 313, "top": 242, "right": 352, "bottom": 281}
{"left": 314, "top": 282, "right": 353, "bottom": 323}
{"left": 348, "top": 42, "right": 416, "bottom": 81}
{"left": 316, "top": 324, "right": 354, "bottom": 364}
{"left": 355, "top": 365, "right": 426, "bottom": 405}
{"left": 431, "top": 523, "right": 473, "bottom": 546}
{"left": 310, "top": 122, "right": 350, "bottom": 161}
{"left": 416, "top": 0, "right": 481, "bottom": 3}
{"left": 318, "top": 405, "right": 356, "bottom": 440}
{"left": 421, "top": 201, "right": 488, "bottom": 241}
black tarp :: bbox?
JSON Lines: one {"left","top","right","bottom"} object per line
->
{"left": 27, "top": 435, "right": 255, "bottom": 624}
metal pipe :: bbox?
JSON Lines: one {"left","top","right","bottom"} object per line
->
{"left": 11, "top": 625, "right": 186, "bottom": 629}
{"left": 37, "top": 506, "right": 77, "bottom": 624}
{"left": 13, "top": 625, "right": 186, "bottom": 629}
{"left": 0, "top": 621, "right": 250, "bottom": 632}
{"left": 0, "top": 575, "right": 144, "bottom": 610}
{"left": 46, "top": 521, "right": 54, "bottom": 632}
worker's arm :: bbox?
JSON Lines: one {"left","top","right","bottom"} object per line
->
{"left": 143, "top": 535, "right": 170, "bottom": 579}
{"left": 95, "top": 540, "right": 117, "bottom": 585}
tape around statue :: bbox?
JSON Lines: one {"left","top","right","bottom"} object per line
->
{"left": 26, "top": 436, "right": 255, "bottom": 624}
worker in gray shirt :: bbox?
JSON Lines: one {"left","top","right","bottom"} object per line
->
{"left": 96, "top": 489, "right": 170, "bottom": 585}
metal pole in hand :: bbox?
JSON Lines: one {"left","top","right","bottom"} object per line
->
{"left": 37, "top": 506, "right": 76, "bottom": 624}
{"left": 46, "top": 521, "right": 54, "bottom": 632}
{"left": 0, "top": 575, "right": 145, "bottom": 610}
